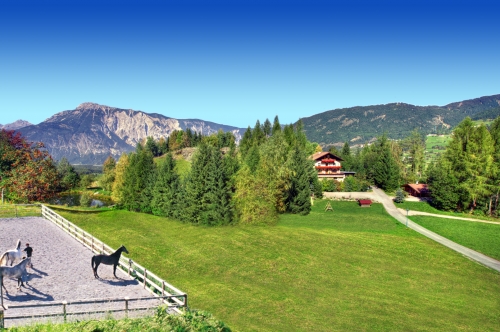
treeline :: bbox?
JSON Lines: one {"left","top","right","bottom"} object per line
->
{"left": 427, "top": 117, "right": 500, "bottom": 215}
{"left": 102, "top": 118, "right": 321, "bottom": 225}
{"left": 141, "top": 128, "right": 234, "bottom": 157}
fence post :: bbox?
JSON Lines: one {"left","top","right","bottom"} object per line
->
{"left": 124, "top": 297, "right": 129, "bottom": 318}
{"left": 0, "top": 276, "right": 4, "bottom": 328}
{"left": 162, "top": 281, "right": 165, "bottom": 296}
{"left": 62, "top": 301, "right": 67, "bottom": 323}
{"left": 128, "top": 259, "right": 133, "bottom": 277}
{"left": 143, "top": 269, "right": 147, "bottom": 288}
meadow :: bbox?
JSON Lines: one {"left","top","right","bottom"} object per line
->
{"left": 56, "top": 200, "right": 500, "bottom": 331}
{"left": 410, "top": 215, "right": 500, "bottom": 261}
{"left": 425, "top": 134, "right": 451, "bottom": 163}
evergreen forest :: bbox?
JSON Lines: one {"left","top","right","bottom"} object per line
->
{"left": 3, "top": 114, "right": 500, "bottom": 221}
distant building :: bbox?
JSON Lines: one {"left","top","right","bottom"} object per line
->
{"left": 310, "top": 152, "right": 354, "bottom": 182}
{"left": 404, "top": 183, "right": 430, "bottom": 197}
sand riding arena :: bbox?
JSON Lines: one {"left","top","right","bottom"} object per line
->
{"left": 0, "top": 207, "right": 186, "bottom": 328}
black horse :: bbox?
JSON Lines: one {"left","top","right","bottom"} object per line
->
{"left": 91, "top": 245, "right": 129, "bottom": 279}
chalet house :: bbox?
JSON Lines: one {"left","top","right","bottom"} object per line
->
{"left": 404, "top": 183, "right": 430, "bottom": 197}
{"left": 311, "top": 152, "right": 350, "bottom": 181}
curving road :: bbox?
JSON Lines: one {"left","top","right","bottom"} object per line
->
{"left": 371, "top": 187, "right": 500, "bottom": 273}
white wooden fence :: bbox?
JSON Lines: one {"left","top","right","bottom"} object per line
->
{"left": 40, "top": 205, "right": 188, "bottom": 310}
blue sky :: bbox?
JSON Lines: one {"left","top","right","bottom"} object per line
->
{"left": 1, "top": 0, "right": 499, "bottom": 128}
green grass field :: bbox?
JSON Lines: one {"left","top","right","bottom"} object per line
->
{"left": 56, "top": 200, "right": 500, "bottom": 331}
{"left": 410, "top": 215, "right": 500, "bottom": 261}
{"left": 0, "top": 204, "right": 41, "bottom": 218}
{"left": 398, "top": 201, "right": 500, "bottom": 222}
{"left": 425, "top": 134, "right": 451, "bottom": 163}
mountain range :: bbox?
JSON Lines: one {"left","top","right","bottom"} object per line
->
{"left": 4, "top": 94, "right": 500, "bottom": 165}
{"left": 16, "top": 103, "right": 244, "bottom": 165}
{"left": 301, "top": 94, "right": 500, "bottom": 147}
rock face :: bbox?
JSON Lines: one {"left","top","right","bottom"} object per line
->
{"left": 0, "top": 120, "right": 33, "bottom": 130}
{"left": 18, "top": 103, "right": 244, "bottom": 165}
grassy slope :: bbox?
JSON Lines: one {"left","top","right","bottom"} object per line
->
{"left": 58, "top": 200, "right": 500, "bottom": 332}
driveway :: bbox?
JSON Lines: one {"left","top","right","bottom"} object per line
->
{"left": 371, "top": 187, "right": 500, "bottom": 273}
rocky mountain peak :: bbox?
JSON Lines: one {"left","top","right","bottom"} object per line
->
{"left": 0, "top": 120, "right": 33, "bottom": 130}
{"left": 76, "top": 102, "right": 115, "bottom": 112}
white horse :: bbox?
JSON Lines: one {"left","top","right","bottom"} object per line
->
{"left": 0, "top": 239, "right": 23, "bottom": 266}
{"left": 0, "top": 257, "right": 31, "bottom": 290}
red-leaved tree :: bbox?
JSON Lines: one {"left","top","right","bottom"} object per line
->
{"left": 0, "top": 129, "right": 60, "bottom": 203}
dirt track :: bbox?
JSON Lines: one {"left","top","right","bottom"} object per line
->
{"left": 0, "top": 217, "right": 160, "bottom": 327}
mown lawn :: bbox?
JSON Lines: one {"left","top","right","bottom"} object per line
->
{"left": 410, "top": 215, "right": 500, "bottom": 261}
{"left": 398, "top": 201, "right": 500, "bottom": 222}
{"left": 57, "top": 200, "right": 500, "bottom": 332}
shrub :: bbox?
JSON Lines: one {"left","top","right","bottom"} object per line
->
{"left": 79, "top": 192, "right": 92, "bottom": 207}
{"left": 394, "top": 188, "right": 405, "bottom": 203}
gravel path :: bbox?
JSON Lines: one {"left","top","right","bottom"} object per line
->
{"left": 0, "top": 217, "right": 162, "bottom": 327}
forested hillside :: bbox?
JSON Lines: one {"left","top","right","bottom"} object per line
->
{"left": 301, "top": 94, "right": 500, "bottom": 147}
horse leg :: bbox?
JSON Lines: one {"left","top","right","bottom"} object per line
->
{"left": 113, "top": 264, "right": 117, "bottom": 278}
{"left": 94, "top": 262, "right": 100, "bottom": 279}
{"left": 17, "top": 277, "right": 24, "bottom": 289}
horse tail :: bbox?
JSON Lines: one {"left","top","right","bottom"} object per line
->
{"left": 0, "top": 252, "right": 7, "bottom": 266}
{"left": 91, "top": 256, "right": 95, "bottom": 270}
{"left": 16, "top": 239, "right": 21, "bottom": 250}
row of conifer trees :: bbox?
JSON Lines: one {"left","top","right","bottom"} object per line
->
{"left": 106, "top": 118, "right": 322, "bottom": 225}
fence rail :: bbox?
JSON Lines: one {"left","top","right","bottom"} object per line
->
{"left": 40, "top": 205, "right": 187, "bottom": 309}
{"left": 4, "top": 295, "right": 181, "bottom": 324}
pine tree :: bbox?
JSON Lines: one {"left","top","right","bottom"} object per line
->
{"left": 262, "top": 118, "right": 272, "bottom": 137}
{"left": 372, "top": 134, "right": 401, "bottom": 191}
{"left": 145, "top": 137, "right": 159, "bottom": 156}
{"left": 340, "top": 142, "right": 352, "bottom": 171}
{"left": 272, "top": 115, "right": 281, "bottom": 135}
{"left": 158, "top": 137, "right": 169, "bottom": 155}
{"left": 121, "top": 145, "right": 156, "bottom": 212}
{"left": 239, "top": 126, "right": 253, "bottom": 159}
{"left": 253, "top": 120, "right": 265, "bottom": 146}
{"left": 286, "top": 146, "right": 312, "bottom": 215}
{"left": 151, "top": 153, "right": 181, "bottom": 218}
{"left": 394, "top": 188, "right": 405, "bottom": 203}
{"left": 245, "top": 145, "right": 260, "bottom": 173}
{"left": 428, "top": 158, "right": 460, "bottom": 211}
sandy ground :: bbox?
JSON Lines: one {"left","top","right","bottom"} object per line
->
{"left": 0, "top": 217, "right": 163, "bottom": 327}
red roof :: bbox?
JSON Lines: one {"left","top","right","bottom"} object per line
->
{"left": 405, "top": 184, "right": 428, "bottom": 194}
{"left": 311, "top": 152, "right": 343, "bottom": 162}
